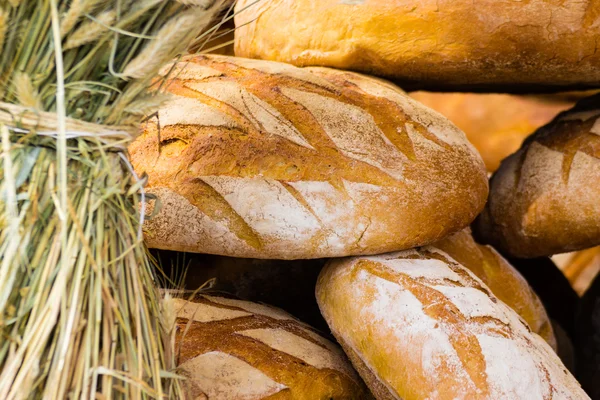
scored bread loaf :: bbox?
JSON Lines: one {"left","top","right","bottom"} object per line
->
{"left": 234, "top": 0, "right": 600, "bottom": 92}
{"left": 316, "top": 247, "right": 589, "bottom": 400}
{"left": 129, "top": 54, "right": 488, "bottom": 259}
{"left": 433, "top": 229, "right": 556, "bottom": 349}
{"left": 172, "top": 293, "right": 371, "bottom": 399}
{"left": 409, "top": 92, "right": 573, "bottom": 172}
{"left": 474, "top": 94, "right": 600, "bottom": 258}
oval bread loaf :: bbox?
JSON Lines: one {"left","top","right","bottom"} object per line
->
{"left": 129, "top": 54, "right": 488, "bottom": 259}
{"left": 316, "top": 247, "right": 589, "bottom": 399}
{"left": 409, "top": 92, "right": 573, "bottom": 172}
{"left": 474, "top": 95, "right": 600, "bottom": 258}
{"left": 172, "top": 294, "right": 371, "bottom": 399}
{"left": 433, "top": 229, "right": 556, "bottom": 349}
{"left": 234, "top": 0, "right": 600, "bottom": 91}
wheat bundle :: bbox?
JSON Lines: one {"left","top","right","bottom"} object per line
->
{"left": 0, "top": 0, "right": 227, "bottom": 398}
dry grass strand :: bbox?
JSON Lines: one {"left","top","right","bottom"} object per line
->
{"left": 13, "top": 72, "right": 42, "bottom": 109}
{"left": 122, "top": 6, "right": 215, "bottom": 79}
{"left": 64, "top": 10, "right": 115, "bottom": 50}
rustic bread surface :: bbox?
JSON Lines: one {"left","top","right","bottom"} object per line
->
{"left": 474, "top": 95, "right": 600, "bottom": 258}
{"left": 316, "top": 247, "right": 589, "bottom": 399}
{"left": 174, "top": 294, "right": 371, "bottom": 399}
{"left": 130, "top": 54, "right": 487, "bottom": 259}
{"left": 434, "top": 229, "right": 556, "bottom": 349}
{"left": 234, "top": 0, "right": 600, "bottom": 92}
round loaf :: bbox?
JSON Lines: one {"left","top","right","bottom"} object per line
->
{"left": 474, "top": 95, "right": 600, "bottom": 258}
{"left": 129, "top": 54, "right": 487, "bottom": 259}
{"left": 172, "top": 294, "right": 371, "bottom": 399}
{"left": 315, "top": 247, "right": 589, "bottom": 399}
{"left": 433, "top": 229, "right": 556, "bottom": 349}
{"left": 409, "top": 92, "right": 573, "bottom": 172}
{"left": 234, "top": 0, "right": 600, "bottom": 92}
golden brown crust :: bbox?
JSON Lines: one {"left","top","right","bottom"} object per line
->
{"left": 316, "top": 248, "right": 589, "bottom": 400}
{"left": 174, "top": 294, "right": 371, "bottom": 399}
{"left": 130, "top": 54, "right": 487, "bottom": 259}
{"left": 474, "top": 95, "right": 600, "bottom": 258}
{"left": 409, "top": 92, "right": 573, "bottom": 172}
{"left": 234, "top": 0, "right": 600, "bottom": 92}
{"left": 433, "top": 229, "right": 556, "bottom": 349}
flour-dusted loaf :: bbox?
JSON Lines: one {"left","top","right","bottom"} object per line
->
{"left": 433, "top": 229, "right": 556, "bottom": 349}
{"left": 409, "top": 92, "right": 573, "bottom": 172}
{"left": 474, "top": 95, "right": 600, "bottom": 258}
{"left": 172, "top": 294, "right": 371, "bottom": 399}
{"left": 234, "top": 0, "right": 600, "bottom": 92}
{"left": 316, "top": 247, "right": 589, "bottom": 400}
{"left": 129, "top": 54, "right": 487, "bottom": 259}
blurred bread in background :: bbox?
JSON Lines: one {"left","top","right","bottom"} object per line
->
{"left": 410, "top": 92, "right": 574, "bottom": 172}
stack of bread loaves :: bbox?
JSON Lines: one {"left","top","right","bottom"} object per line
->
{"left": 129, "top": 0, "right": 599, "bottom": 398}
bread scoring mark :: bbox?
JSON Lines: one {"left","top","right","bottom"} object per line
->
{"left": 156, "top": 61, "right": 408, "bottom": 189}
{"left": 186, "top": 80, "right": 315, "bottom": 150}
{"left": 198, "top": 56, "right": 461, "bottom": 163}
{"left": 201, "top": 295, "right": 294, "bottom": 321}
{"left": 350, "top": 267, "right": 478, "bottom": 398}
{"left": 279, "top": 181, "right": 323, "bottom": 224}
{"left": 185, "top": 178, "right": 263, "bottom": 250}
{"left": 363, "top": 256, "right": 462, "bottom": 283}
{"left": 200, "top": 175, "right": 321, "bottom": 242}
{"left": 528, "top": 110, "right": 600, "bottom": 185}
{"left": 357, "top": 260, "right": 491, "bottom": 396}
{"left": 141, "top": 187, "right": 258, "bottom": 255}
{"left": 180, "top": 351, "right": 287, "bottom": 400}
{"left": 476, "top": 335, "right": 550, "bottom": 399}
{"left": 236, "top": 328, "right": 348, "bottom": 373}
{"left": 175, "top": 297, "right": 367, "bottom": 398}
{"left": 173, "top": 298, "right": 252, "bottom": 322}
{"left": 280, "top": 86, "right": 406, "bottom": 180}
{"left": 200, "top": 54, "right": 339, "bottom": 91}
{"left": 158, "top": 95, "right": 238, "bottom": 127}
{"left": 159, "top": 61, "right": 223, "bottom": 80}
{"left": 336, "top": 69, "right": 462, "bottom": 148}
{"left": 336, "top": 250, "right": 589, "bottom": 399}
{"left": 285, "top": 180, "right": 365, "bottom": 252}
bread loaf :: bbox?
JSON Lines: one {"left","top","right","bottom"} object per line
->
{"left": 409, "top": 92, "right": 573, "bottom": 171}
{"left": 316, "top": 247, "right": 589, "bottom": 399}
{"left": 433, "top": 229, "right": 555, "bottom": 349}
{"left": 234, "top": 0, "right": 600, "bottom": 92}
{"left": 129, "top": 54, "right": 487, "bottom": 259}
{"left": 474, "top": 95, "right": 600, "bottom": 258}
{"left": 172, "top": 294, "right": 371, "bottom": 399}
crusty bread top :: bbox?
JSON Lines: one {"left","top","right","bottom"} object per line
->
{"left": 316, "top": 248, "right": 589, "bottom": 400}
{"left": 234, "top": 0, "right": 600, "bottom": 92}
{"left": 474, "top": 95, "right": 600, "bottom": 258}
{"left": 434, "top": 229, "right": 556, "bottom": 349}
{"left": 130, "top": 54, "right": 487, "bottom": 258}
{"left": 173, "top": 294, "right": 370, "bottom": 399}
